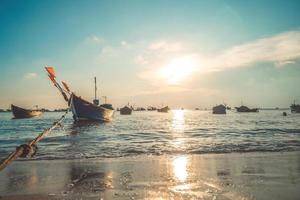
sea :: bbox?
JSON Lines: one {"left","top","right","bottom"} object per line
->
{"left": 0, "top": 110, "right": 299, "bottom": 160}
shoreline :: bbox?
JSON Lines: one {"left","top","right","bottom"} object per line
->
{"left": 4, "top": 149, "right": 300, "bottom": 161}
{"left": 0, "top": 151, "right": 300, "bottom": 200}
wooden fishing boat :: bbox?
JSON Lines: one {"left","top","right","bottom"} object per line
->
{"left": 120, "top": 105, "right": 132, "bottom": 115}
{"left": 70, "top": 94, "right": 114, "bottom": 122}
{"left": 235, "top": 105, "right": 259, "bottom": 112}
{"left": 290, "top": 103, "right": 300, "bottom": 113}
{"left": 147, "top": 106, "right": 157, "bottom": 111}
{"left": 11, "top": 104, "right": 42, "bottom": 119}
{"left": 45, "top": 67, "right": 114, "bottom": 122}
{"left": 290, "top": 101, "right": 300, "bottom": 113}
{"left": 157, "top": 106, "right": 170, "bottom": 113}
{"left": 212, "top": 104, "right": 226, "bottom": 114}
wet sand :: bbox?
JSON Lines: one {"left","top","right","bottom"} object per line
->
{"left": 0, "top": 152, "right": 299, "bottom": 200}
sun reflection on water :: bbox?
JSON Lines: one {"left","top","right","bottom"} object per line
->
{"left": 172, "top": 156, "right": 188, "bottom": 182}
{"left": 172, "top": 110, "right": 185, "bottom": 133}
{"left": 171, "top": 109, "right": 187, "bottom": 151}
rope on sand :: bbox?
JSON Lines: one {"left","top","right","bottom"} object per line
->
{"left": 0, "top": 110, "right": 69, "bottom": 172}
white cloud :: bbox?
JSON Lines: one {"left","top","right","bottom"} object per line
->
{"left": 24, "top": 73, "right": 37, "bottom": 79}
{"left": 134, "top": 55, "right": 148, "bottom": 65}
{"left": 121, "top": 41, "right": 127, "bottom": 46}
{"left": 85, "top": 35, "right": 105, "bottom": 44}
{"left": 148, "top": 41, "right": 183, "bottom": 52}
{"left": 206, "top": 31, "right": 300, "bottom": 71}
{"left": 274, "top": 60, "right": 296, "bottom": 67}
{"left": 136, "top": 30, "right": 300, "bottom": 97}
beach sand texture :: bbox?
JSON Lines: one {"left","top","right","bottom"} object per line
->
{"left": 0, "top": 152, "right": 299, "bottom": 200}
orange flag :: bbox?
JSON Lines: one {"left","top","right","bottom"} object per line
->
{"left": 45, "top": 67, "right": 56, "bottom": 79}
{"left": 62, "top": 81, "right": 70, "bottom": 92}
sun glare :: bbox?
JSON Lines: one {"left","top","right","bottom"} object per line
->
{"left": 173, "top": 156, "right": 188, "bottom": 182}
{"left": 159, "top": 56, "right": 197, "bottom": 85}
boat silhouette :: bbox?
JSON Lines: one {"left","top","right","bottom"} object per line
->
{"left": 11, "top": 104, "right": 42, "bottom": 119}
{"left": 45, "top": 67, "right": 114, "bottom": 122}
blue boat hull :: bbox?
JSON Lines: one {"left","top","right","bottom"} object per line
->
{"left": 70, "top": 94, "right": 114, "bottom": 122}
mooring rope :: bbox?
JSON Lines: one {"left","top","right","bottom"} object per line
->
{"left": 0, "top": 109, "right": 69, "bottom": 172}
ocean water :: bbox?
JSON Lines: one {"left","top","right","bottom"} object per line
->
{"left": 0, "top": 110, "right": 299, "bottom": 160}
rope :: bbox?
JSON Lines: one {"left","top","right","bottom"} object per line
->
{"left": 0, "top": 109, "right": 69, "bottom": 172}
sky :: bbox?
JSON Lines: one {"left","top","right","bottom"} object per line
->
{"left": 0, "top": 0, "right": 299, "bottom": 109}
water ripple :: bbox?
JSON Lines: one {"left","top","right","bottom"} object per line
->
{"left": 0, "top": 110, "right": 300, "bottom": 160}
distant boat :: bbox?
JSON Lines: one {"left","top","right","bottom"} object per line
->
{"left": 147, "top": 106, "right": 157, "bottom": 111}
{"left": 283, "top": 112, "right": 287, "bottom": 116}
{"left": 157, "top": 106, "right": 170, "bottom": 113}
{"left": 11, "top": 104, "right": 42, "bottom": 119}
{"left": 290, "top": 102, "right": 300, "bottom": 113}
{"left": 235, "top": 105, "right": 259, "bottom": 112}
{"left": 45, "top": 67, "right": 114, "bottom": 122}
{"left": 212, "top": 104, "right": 226, "bottom": 114}
{"left": 135, "top": 107, "right": 146, "bottom": 111}
{"left": 120, "top": 105, "right": 132, "bottom": 115}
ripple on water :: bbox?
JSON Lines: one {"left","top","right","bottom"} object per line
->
{"left": 0, "top": 110, "right": 299, "bottom": 159}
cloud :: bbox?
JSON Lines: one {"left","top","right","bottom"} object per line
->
{"left": 138, "top": 31, "right": 300, "bottom": 85}
{"left": 207, "top": 31, "right": 300, "bottom": 71}
{"left": 135, "top": 55, "right": 148, "bottom": 65}
{"left": 84, "top": 35, "right": 105, "bottom": 44}
{"left": 148, "top": 41, "right": 183, "bottom": 52}
{"left": 274, "top": 60, "right": 296, "bottom": 67}
{"left": 121, "top": 41, "right": 128, "bottom": 46}
{"left": 24, "top": 73, "right": 37, "bottom": 79}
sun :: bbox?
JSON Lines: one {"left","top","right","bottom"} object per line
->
{"left": 159, "top": 56, "right": 197, "bottom": 85}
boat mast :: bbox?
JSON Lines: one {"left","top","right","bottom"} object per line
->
{"left": 94, "top": 77, "right": 97, "bottom": 100}
{"left": 93, "top": 77, "right": 99, "bottom": 105}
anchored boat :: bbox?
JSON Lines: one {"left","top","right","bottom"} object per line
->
{"left": 45, "top": 67, "right": 114, "bottom": 122}
{"left": 11, "top": 104, "right": 42, "bottom": 119}
{"left": 70, "top": 94, "right": 114, "bottom": 122}
{"left": 235, "top": 105, "right": 259, "bottom": 113}
{"left": 120, "top": 105, "right": 132, "bottom": 115}
{"left": 290, "top": 101, "right": 300, "bottom": 113}
{"left": 157, "top": 106, "right": 170, "bottom": 113}
{"left": 212, "top": 104, "right": 226, "bottom": 114}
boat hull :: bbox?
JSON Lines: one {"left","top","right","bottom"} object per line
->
{"left": 291, "top": 104, "right": 300, "bottom": 113}
{"left": 212, "top": 105, "right": 226, "bottom": 114}
{"left": 120, "top": 106, "right": 132, "bottom": 115}
{"left": 11, "top": 104, "right": 42, "bottom": 119}
{"left": 70, "top": 94, "right": 114, "bottom": 122}
{"left": 157, "top": 106, "right": 170, "bottom": 113}
{"left": 235, "top": 106, "right": 259, "bottom": 113}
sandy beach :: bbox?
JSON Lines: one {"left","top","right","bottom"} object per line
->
{"left": 0, "top": 151, "right": 299, "bottom": 200}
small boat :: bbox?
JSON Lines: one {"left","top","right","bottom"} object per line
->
{"left": 147, "top": 106, "right": 157, "bottom": 111}
{"left": 212, "top": 104, "right": 226, "bottom": 114}
{"left": 120, "top": 105, "right": 132, "bottom": 115}
{"left": 283, "top": 112, "right": 287, "bottom": 116}
{"left": 45, "top": 67, "right": 114, "bottom": 122}
{"left": 290, "top": 101, "right": 300, "bottom": 113}
{"left": 135, "top": 107, "right": 146, "bottom": 111}
{"left": 235, "top": 105, "right": 259, "bottom": 112}
{"left": 11, "top": 104, "right": 42, "bottom": 118}
{"left": 157, "top": 106, "right": 170, "bottom": 113}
